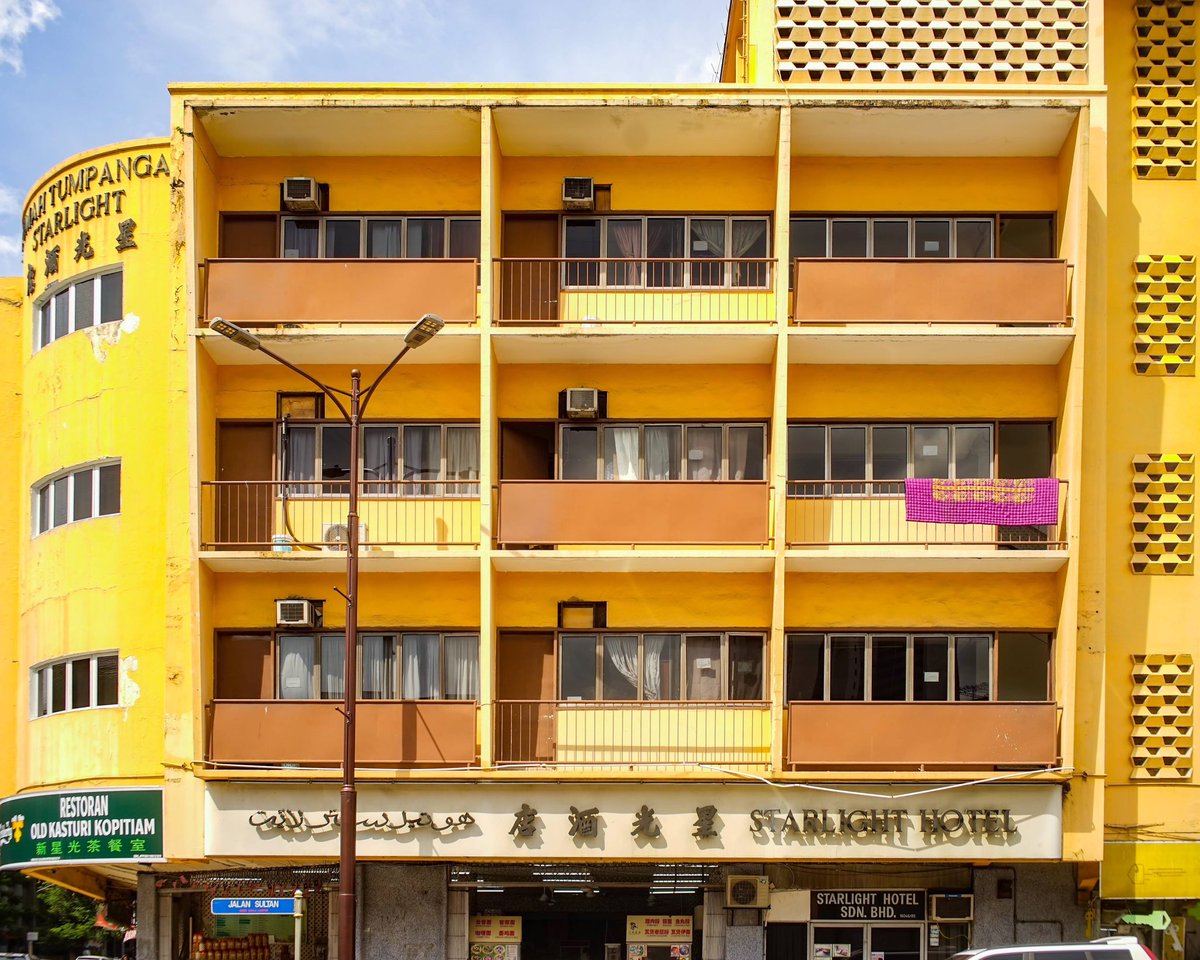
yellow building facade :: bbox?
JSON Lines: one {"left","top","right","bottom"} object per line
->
{"left": 0, "top": 0, "right": 1194, "bottom": 957}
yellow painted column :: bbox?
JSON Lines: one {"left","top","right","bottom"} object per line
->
{"left": 0, "top": 277, "right": 21, "bottom": 799}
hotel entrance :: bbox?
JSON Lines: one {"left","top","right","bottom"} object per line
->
{"left": 810, "top": 924, "right": 923, "bottom": 960}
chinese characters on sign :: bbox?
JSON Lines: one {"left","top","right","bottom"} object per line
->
{"left": 626, "top": 916, "right": 694, "bottom": 943}
{"left": 631, "top": 805, "right": 661, "bottom": 839}
{"left": 469, "top": 916, "right": 522, "bottom": 943}
{"left": 509, "top": 804, "right": 538, "bottom": 838}
{"left": 115, "top": 219, "right": 137, "bottom": 252}
{"left": 569, "top": 806, "right": 600, "bottom": 839}
{"left": 74, "top": 232, "right": 94, "bottom": 262}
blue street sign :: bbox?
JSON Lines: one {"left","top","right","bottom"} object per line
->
{"left": 211, "top": 898, "right": 296, "bottom": 916}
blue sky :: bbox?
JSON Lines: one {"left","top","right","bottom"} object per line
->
{"left": 0, "top": 0, "right": 731, "bottom": 276}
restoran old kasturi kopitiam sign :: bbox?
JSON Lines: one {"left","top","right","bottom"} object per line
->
{"left": 0, "top": 787, "right": 164, "bottom": 870}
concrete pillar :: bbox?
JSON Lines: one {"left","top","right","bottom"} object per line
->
{"left": 972, "top": 864, "right": 1086, "bottom": 947}
{"left": 135, "top": 873, "right": 158, "bottom": 960}
{"left": 358, "top": 863, "right": 449, "bottom": 960}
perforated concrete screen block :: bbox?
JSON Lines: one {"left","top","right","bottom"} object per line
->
{"left": 1134, "top": 1, "right": 1197, "bottom": 179}
{"left": 774, "top": 0, "right": 1089, "bottom": 85}
{"left": 1131, "top": 453, "right": 1196, "bottom": 574}
{"left": 1134, "top": 254, "right": 1196, "bottom": 375}
{"left": 1131, "top": 653, "right": 1194, "bottom": 779}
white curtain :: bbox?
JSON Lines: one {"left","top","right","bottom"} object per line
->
{"left": 447, "top": 426, "right": 481, "bottom": 496}
{"left": 403, "top": 426, "right": 441, "bottom": 496}
{"left": 687, "top": 426, "right": 722, "bottom": 481}
{"left": 646, "top": 218, "right": 684, "bottom": 287}
{"left": 645, "top": 425, "right": 681, "bottom": 480}
{"left": 363, "top": 427, "right": 398, "bottom": 495}
{"left": 604, "top": 427, "right": 640, "bottom": 480}
{"left": 367, "top": 220, "right": 402, "bottom": 258}
{"left": 728, "top": 426, "right": 763, "bottom": 481}
{"left": 690, "top": 219, "right": 727, "bottom": 287}
{"left": 643, "top": 634, "right": 680, "bottom": 701}
{"left": 361, "top": 635, "right": 395, "bottom": 700}
{"left": 320, "top": 635, "right": 344, "bottom": 700}
{"left": 604, "top": 635, "right": 640, "bottom": 698}
{"left": 607, "top": 219, "right": 643, "bottom": 286}
{"left": 444, "top": 636, "right": 479, "bottom": 700}
{"left": 732, "top": 219, "right": 769, "bottom": 287}
{"left": 283, "top": 425, "right": 317, "bottom": 495}
{"left": 402, "top": 634, "right": 440, "bottom": 700}
{"left": 407, "top": 219, "right": 445, "bottom": 259}
{"left": 278, "top": 636, "right": 314, "bottom": 699}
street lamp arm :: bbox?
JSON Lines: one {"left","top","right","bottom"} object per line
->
{"left": 255, "top": 341, "right": 353, "bottom": 421}
{"left": 358, "top": 343, "right": 412, "bottom": 418}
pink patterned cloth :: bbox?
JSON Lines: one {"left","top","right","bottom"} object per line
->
{"left": 904, "top": 477, "right": 1060, "bottom": 526}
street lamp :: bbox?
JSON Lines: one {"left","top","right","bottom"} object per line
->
{"left": 208, "top": 313, "right": 444, "bottom": 960}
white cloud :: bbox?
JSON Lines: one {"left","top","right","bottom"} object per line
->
{"left": 0, "top": 0, "right": 59, "bottom": 73}
{"left": 0, "top": 182, "right": 17, "bottom": 216}
{"left": 135, "top": 0, "right": 432, "bottom": 80}
{"left": 0, "top": 234, "right": 21, "bottom": 278}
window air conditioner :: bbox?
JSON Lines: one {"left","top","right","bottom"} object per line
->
{"left": 322, "top": 522, "right": 368, "bottom": 550}
{"left": 562, "top": 177, "right": 595, "bottom": 211}
{"left": 929, "top": 894, "right": 973, "bottom": 922}
{"left": 282, "top": 177, "right": 322, "bottom": 212}
{"left": 276, "top": 599, "right": 317, "bottom": 628}
{"left": 564, "top": 388, "right": 600, "bottom": 419}
{"left": 725, "top": 875, "right": 770, "bottom": 909}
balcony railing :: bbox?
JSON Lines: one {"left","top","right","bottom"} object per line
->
{"left": 203, "top": 258, "right": 479, "bottom": 326}
{"left": 495, "top": 258, "right": 776, "bottom": 324}
{"left": 495, "top": 480, "right": 771, "bottom": 547}
{"left": 494, "top": 700, "right": 771, "bottom": 770}
{"left": 785, "top": 480, "right": 1068, "bottom": 548}
{"left": 200, "top": 480, "right": 480, "bottom": 549}
{"left": 206, "top": 700, "right": 479, "bottom": 768}
{"left": 785, "top": 701, "right": 1059, "bottom": 769}
{"left": 792, "top": 258, "right": 1070, "bottom": 326}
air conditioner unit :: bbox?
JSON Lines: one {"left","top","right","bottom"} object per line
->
{"left": 322, "top": 522, "right": 368, "bottom": 550}
{"left": 282, "top": 177, "right": 321, "bottom": 212}
{"left": 564, "top": 387, "right": 600, "bottom": 419}
{"left": 562, "top": 177, "right": 595, "bottom": 211}
{"left": 725, "top": 875, "right": 770, "bottom": 909}
{"left": 276, "top": 598, "right": 317, "bottom": 628}
{"left": 930, "top": 894, "right": 973, "bottom": 922}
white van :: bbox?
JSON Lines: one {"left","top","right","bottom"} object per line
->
{"left": 953, "top": 937, "right": 1157, "bottom": 960}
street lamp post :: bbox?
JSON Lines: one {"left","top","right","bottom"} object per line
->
{"left": 208, "top": 313, "right": 444, "bottom": 960}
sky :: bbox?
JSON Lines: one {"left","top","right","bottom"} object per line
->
{"left": 0, "top": 0, "right": 731, "bottom": 276}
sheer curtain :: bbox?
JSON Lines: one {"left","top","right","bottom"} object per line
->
{"left": 320, "top": 635, "right": 344, "bottom": 700}
{"left": 731, "top": 219, "right": 769, "bottom": 287}
{"left": 647, "top": 218, "right": 684, "bottom": 287}
{"left": 645, "top": 425, "right": 682, "bottom": 480}
{"left": 367, "top": 220, "right": 402, "bottom": 258}
{"left": 728, "top": 426, "right": 764, "bottom": 481}
{"left": 278, "top": 636, "right": 315, "bottom": 699}
{"left": 686, "top": 635, "right": 723, "bottom": 700}
{"left": 689, "top": 219, "right": 727, "bottom": 287}
{"left": 445, "top": 635, "right": 479, "bottom": 700}
{"left": 403, "top": 426, "right": 442, "bottom": 496}
{"left": 603, "top": 635, "right": 640, "bottom": 698}
{"left": 686, "top": 426, "right": 722, "bottom": 481}
{"left": 283, "top": 425, "right": 317, "bottom": 495}
{"left": 363, "top": 427, "right": 398, "bottom": 495}
{"left": 607, "top": 219, "right": 643, "bottom": 286}
{"left": 603, "top": 427, "right": 640, "bottom": 480}
{"left": 402, "top": 634, "right": 440, "bottom": 699}
{"left": 361, "top": 635, "right": 395, "bottom": 700}
{"left": 447, "top": 426, "right": 481, "bottom": 496}
{"left": 643, "top": 634, "right": 680, "bottom": 701}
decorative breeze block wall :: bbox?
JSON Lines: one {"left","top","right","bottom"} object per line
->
{"left": 1134, "top": 2, "right": 1198, "bottom": 179}
{"left": 1131, "top": 454, "right": 1195, "bottom": 574}
{"left": 1131, "top": 653, "right": 1194, "bottom": 779}
{"left": 774, "top": 0, "right": 1090, "bottom": 84}
{"left": 1134, "top": 255, "right": 1196, "bottom": 375}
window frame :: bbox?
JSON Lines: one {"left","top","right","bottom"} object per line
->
{"left": 561, "top": 215, "right": 772, "bottom": 290}
{"left": 790, "top": 216, "right": 1002, "bottom": 261}
{"left": 279, "top": 215, "right": 482, "bottom": 260}
{"left": 30, "top": 651, "right": 120, "bottom": 718}
{"left": 34, "top": 268, "right": 123, "bottom": 352}
{"left": 555, "top": 421, "right": 768, "bottom": 481}
{"left": 33, "top": 460, "right": 121, "bottom": 536}
{"left": 557, "top": 630, "right": 767, "bottom": 702}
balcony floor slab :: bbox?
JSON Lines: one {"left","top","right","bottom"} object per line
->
{"left": 492, "top": 549, "right": 775, "bottom": 573}
{"left": 198, "top": 328, "right": 481, "bottom": 366}
{"left": 200, "top": 549, "right": 482, "bottom": 573}
{"left": 492, "top": 327, "right": 778, "bottom": 364}
{"left": 788, "top": 326, "right": 1074, "bottom": 366}
{"left": 784, "top": 548, "right": 1068, "bottom": 573}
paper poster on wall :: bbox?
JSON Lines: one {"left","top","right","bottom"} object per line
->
{"left": 871, "top": 951, "right": 885, "bottom": 960}
{"left": 834, "top": 945, "right": 851, "bottom": 958}
{"left": 628, "top": 946, "right": 647, "bottom": 960}
{"left": 815, "top": 946, "right": 832, "bottom": 959}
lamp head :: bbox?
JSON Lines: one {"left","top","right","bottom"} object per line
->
{"left": 208, "top": 317, "right": 262, "bottom": 351}
{"left": 404, "top": 313, "right": 445, "bottom": 347}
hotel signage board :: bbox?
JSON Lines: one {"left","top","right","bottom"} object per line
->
{"left": 812, "top": 890, "right": 926, "bottom": 922}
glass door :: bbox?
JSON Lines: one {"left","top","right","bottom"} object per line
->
{"left": 812, "top": 926, "right": 865, "bottom": 960}
{"left": 868, "top": 925, "right": 922, "bottom": 960}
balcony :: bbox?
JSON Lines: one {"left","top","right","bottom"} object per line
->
{"left": 494, "top": 480, "right": 772, "bottom": 571}
{"left": 199, "top": 480, "right": 481, "bottom": 572}
{"left": 784, "top": 480, "right": 1069, "bottom": 572}
{"left": 789, "top": 258, "right": 1073, "bottom": 365}
{"left": 494, "top": 700, "right": 771, "bottom": 771}
{"left": 206, "top": 700, "right": 478, "bottom": 768}
{"left": 492, "top": 258, "right": 778, "bottom": 364}
{"left": 785, "top": 701, "right": 1059, "bottom": 769}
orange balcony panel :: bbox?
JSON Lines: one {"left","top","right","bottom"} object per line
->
{"left": 207, "top": 700, "right": 478, "bottom": 768}
{"left": 496, "top": 481, "right": 770, "bottom": 546}
{"left": 785, "top": 701, "right": 1058, "bottom": 768}
{"left": 792, "top": 259, "right": 1069, "bottom": 325}
{"left": 204, "top": 259, "right": 478, "bottom": 326}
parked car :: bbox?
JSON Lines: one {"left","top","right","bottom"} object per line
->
{"left": 953, "top": 937, "right": 1157, "bottom": 960}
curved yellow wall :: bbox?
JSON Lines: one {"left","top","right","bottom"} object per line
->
{"left": 17, "top": 139, "right": 176, "bottom": 791}
{"left": 0, "top": 278, "right": 21, "bottom": 799}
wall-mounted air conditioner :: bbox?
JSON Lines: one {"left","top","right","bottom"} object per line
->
{"left": 725, "top": 875, "right": 770, "bottom": 909}
{"left": 282, "top": 177, "right": 321, "bottom": 212}
{"left": 929, "top": 894, "right": 973, "bottom": 922}
{"left": 562, "top": 177, "right": 595, "bottom": 211}
{"left": 322, "top": 522, "right": 368, "bottom": 550}
{"left": 564, "top": 388, "right": 600, "bottom": 419}
{"left": 276, "top": 598, "right": 317, "bottom": 628}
